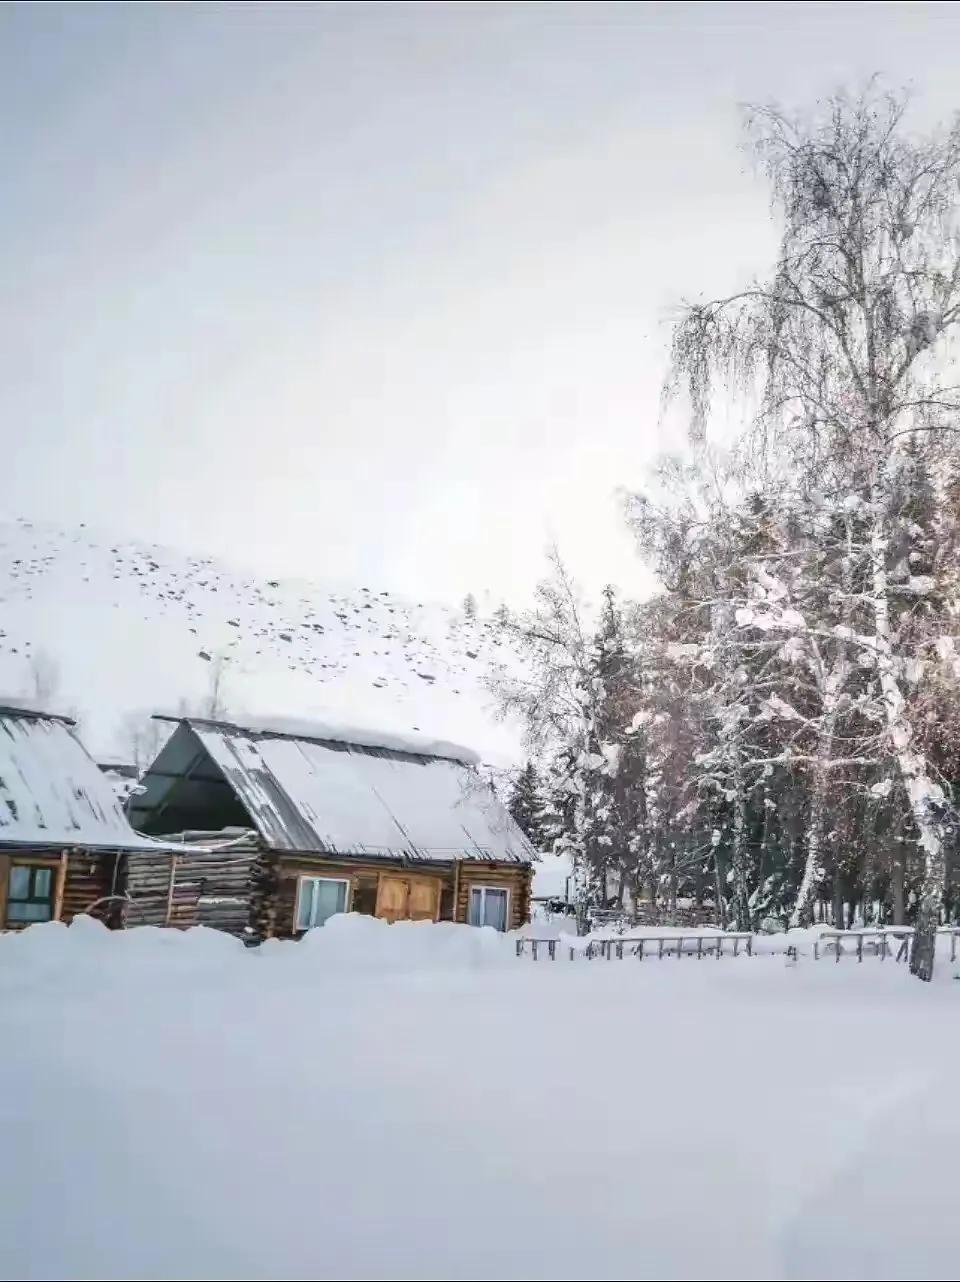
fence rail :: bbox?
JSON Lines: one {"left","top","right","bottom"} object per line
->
{"left": 814, "top": 926, "right": 960, "bottom": 963}
{"left": 515, "top": 932, "right": 753, "bottom": 961}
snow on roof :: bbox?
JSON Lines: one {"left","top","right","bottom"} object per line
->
{"left": 153, "top": 712, "right": 481, "bottom": 765}
{"left": 0, "top": 708, "right": 186, "bottom": 853}
{"left": 137, "top": 718, "right": 533, "bottom": 864}
{"left": 0, "top": 698, "right": 76, "bottom": 724}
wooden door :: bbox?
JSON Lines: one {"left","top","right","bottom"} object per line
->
{"left": 376, "top": 876, "right": 409, "bottom": 923}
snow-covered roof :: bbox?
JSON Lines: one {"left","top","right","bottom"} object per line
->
{"left": 132, "top": 718, "right": 533, "bottom": 864}
{"left": 0, "top": 698, "right": 75, "bottom": 724}
{"left": 0, "top": 708, "right": 185, "bottom": 852}
{"left": 153, "top": 713, "right": 481, "bottom": 765}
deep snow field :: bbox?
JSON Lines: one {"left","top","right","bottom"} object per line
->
{"left": 0, "top": 914, "right": 957, "bottom": 1281}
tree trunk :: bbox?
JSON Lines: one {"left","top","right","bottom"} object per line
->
{"left": 730, "top": 787, "right": 751, "bottom": 932}
{"left": 792, "top": 762, "right": 829, "bottom": 927}
{"left": 870, "top": 514, "right": 947, "bottom": 980}
{"left": 891, "top": 856, "right": 905, "bottom": 926}
{"left": 793, "top": 545, "right": 852, "bottom": 929}
{"left": 713, "top": 853, "right": 726, "bottom": 929}
{"left": 832, "top": 867, "right": 844, "bottom": 929}
{"left": 911, "top": 891, "right": 941, "bottom": 982}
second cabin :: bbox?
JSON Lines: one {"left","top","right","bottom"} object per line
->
{"left": 129, "top": 715, "right": 533, "bottom": 938}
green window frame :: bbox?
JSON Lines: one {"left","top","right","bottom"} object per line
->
{"left": 7, "top": 864, "right": 56, "bottom": 924}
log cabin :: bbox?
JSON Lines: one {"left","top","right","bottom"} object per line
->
{"left": 129, "top": 715, "right": 534, "bottom": 939}
{"left": 0, "top": 703, "right": 189, "bottom": 930}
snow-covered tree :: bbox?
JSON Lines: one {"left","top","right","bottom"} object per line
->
{"left": 666, "top": 84, "right": 960, "bottom": 979}
{"left": 507, "top": 761, "right": 547, "bottom": 849}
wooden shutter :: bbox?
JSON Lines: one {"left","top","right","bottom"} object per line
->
{"left": 375, "top": 875, "right": 441, "bottom": 923}
{"left": 407, "top": 877, "right": 440, "bottom": 922}
{"left": 375, "top": 876, "right": 409, "bottom": 923}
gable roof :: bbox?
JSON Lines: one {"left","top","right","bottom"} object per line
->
{"left": 131, "top": 717, "right": 533, "bottom": 865}
{"left": 0, "top": 704, "right": 184, "bottom": 852}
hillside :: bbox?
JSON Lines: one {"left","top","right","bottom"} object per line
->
{"left": 0, "top": 519, "right": 524, "bottom": 765}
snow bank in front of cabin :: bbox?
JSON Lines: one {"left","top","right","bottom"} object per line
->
{"left": 266, "top": 911, "right": 517, "bottom": 970}
{"left": 0, "top": 911, "right": 518, "bottom": 983}
{"left": 2, "top": 914, "right": 960, "bottom": 1281}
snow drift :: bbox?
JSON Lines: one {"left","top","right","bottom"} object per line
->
{"left": 0, "top": 915, "right": 958, "bottom": 1281}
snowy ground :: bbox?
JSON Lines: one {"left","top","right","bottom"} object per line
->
{"left": 1, "top": 916, "right": 957, "bottom": 1281}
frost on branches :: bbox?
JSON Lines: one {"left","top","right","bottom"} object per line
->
{"left": 496, "top": 86, "right": 960, "bottom": 978}
{"left": 659, "top": 85, "right": 960, "bottom": 980}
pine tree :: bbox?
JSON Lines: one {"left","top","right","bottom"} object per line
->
{"left": 507, "top": 761, "right": 546, "bottom": 848}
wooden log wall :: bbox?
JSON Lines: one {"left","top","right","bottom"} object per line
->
{"left": 456, "top": 862, "right": 532, "bottom": 931}
{"left": 0, "top": 849, "right": 117, "bottom": 930}
{"left": 62, "top": 853, "right": 116, "bottom": 924}
{"left": 270, "top": 857, "right": 405, "bottom": 939}
{"left": 270, "top": 855, "right": 532, "bottom": 936}
{"left": 2, "top": 845, "right": 532, "bottom": 937}
{"left": 121, "top": 845, "right": 265, "bottom": 938}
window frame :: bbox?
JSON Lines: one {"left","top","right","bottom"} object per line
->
{"left": 6, "top": 862, "right": 57, "bottom": 925}
{"left": 467, "top": 883, "right": 511, "bottom": 932}
{"left": 294, "top": 875, "right": 352, "bottom": 931}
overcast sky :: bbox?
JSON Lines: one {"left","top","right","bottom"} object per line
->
{"left": 3, "top": 1, "right": 960, "bottom": 606}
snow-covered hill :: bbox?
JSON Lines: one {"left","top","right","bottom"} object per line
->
{"left": 0, "top": 519, "right": 523, "bottom": 764}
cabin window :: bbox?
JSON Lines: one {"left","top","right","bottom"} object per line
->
{"left": 7, "top": 864, "right": 55, "bottom": 924}
{"left": 295, "top": 877, "right": 350, "bottom": 930}
{"left": 468, "top": 885, "right": 509, "bottom": 932}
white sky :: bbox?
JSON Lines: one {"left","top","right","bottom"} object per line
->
{"left": 4, "top": 1, "right": 960, "bottom": 606}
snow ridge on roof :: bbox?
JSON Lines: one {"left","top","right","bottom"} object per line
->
{"left": 154, "top": 712, "right": 482, "bottom": 765}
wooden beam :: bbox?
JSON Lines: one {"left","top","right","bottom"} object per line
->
{"left": 53, "top": 850, "right": 68, "bottom": 922}
{"left": 451, "top": 859, "right": 461, "bottom": 924}
{"left": 164, "top": 854, "right": 179, "bottom": 925}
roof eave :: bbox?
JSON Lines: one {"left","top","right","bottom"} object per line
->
{"left": 0, "top": 703, "right": 77, "bottom": 726}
